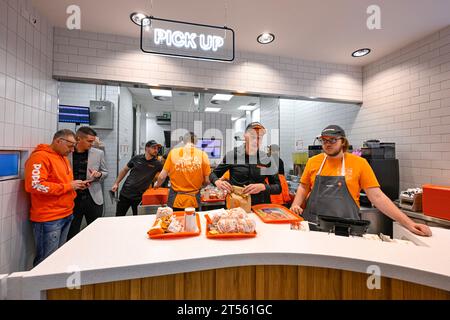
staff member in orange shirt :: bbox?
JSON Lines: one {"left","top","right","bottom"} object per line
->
{"left": 25, "top": 129, "right": 89, "bottom": 266}
{"left": 154, "top": 132, "right": 211, "bottom": 211}
{"left": 290, "top": 125, "right": 431, "bottom": 236}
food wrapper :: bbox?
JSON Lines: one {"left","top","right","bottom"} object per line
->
{"left": 156, "top": 207, "right": 173, "bottom": 219}
{"left": 148, "top": 219, "right": 165, "bottom": 235}
{"left": 226, "top": 186, "right": 252, "bottom": 213}
{"left": 167, "top": 217, "right": 183, "bottom": 233}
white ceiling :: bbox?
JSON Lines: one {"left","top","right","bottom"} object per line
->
{"left": 32, "top": 0, "right": 450, "bottom": 66}
{"left": 128, "top": 87, "right": 260, "bottom": 119}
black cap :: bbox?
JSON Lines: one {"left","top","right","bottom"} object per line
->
{"left": 321, "top": 125, "right": 346, "bottom": 138}
{"left": 245, "top": 122, "right": 266, "bottom": 133}
{"left": 145, "top": 140, "right": 161, "bottom": 148}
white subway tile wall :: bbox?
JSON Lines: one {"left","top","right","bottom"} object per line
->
{"left": 52, "top": 28, "right": 363, "bottom": 102}
{"left": 0, "top": 0, "right": 57, "bottom": 273}
{"left": 353, "top": 25, "right": 450, "bottom": 189}
{"left": 280, "top": 100, "right": 360, "bottom": 172}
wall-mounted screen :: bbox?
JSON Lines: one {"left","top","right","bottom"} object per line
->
{"left": 58, "top": 105, "right": 90, "bottom": 124}
{"left": 196, "top": 139, "right": 222, "bottom": 159}
{"left": 0, "top": 151, "right": 20, "bottom": 181}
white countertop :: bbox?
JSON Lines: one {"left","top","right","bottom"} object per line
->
{"left": 7, "top": 211, "right": 450, "bottom": 299}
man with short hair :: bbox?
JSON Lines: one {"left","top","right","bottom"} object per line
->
{"left": 112, "top": 140, "right": 163, "bottom": 216}
{"left": 67, "top": 126, "right": 108, "bottom": 240}
{"left": 290, "top": 124, "right": 432, "bottom": 236}
{"left": 210, "top": 122, "right": 281, "bottom": 205}
{"left": 154, "top": 132, "right": 211, "bottom": 211}
{"left": 25, "top": 129, "right": 89, "bottom": 266}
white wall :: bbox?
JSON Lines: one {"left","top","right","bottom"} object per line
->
{"left": 260, "top": 97, "right": 280, "bottom": 150}
{"left": 118, "top": 86, "right": 133, "bottom": 171}
{"left": 279, "top": 100, "right": 360, "bottom": 173}
{"left": 145, "top": 112, "right": 168, "bottom": 148}
{"left": 0, "top": 0, "right": 57, "bottom": 273}
{"left": 52, "top": 28, "right": 362, "bottom": 102}
{"left": 354, "top": 25, "right": 450, "bottom": 189}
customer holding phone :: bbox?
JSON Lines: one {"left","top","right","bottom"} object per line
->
{"left": 67, "top": 126, "right": 108, "bottom": 240}
{"left": 25, "top": 129, "right": 88, "bottom": 266}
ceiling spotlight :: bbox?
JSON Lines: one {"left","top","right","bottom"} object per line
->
{"left": 211, "top": 94, "right": 233, "bottom": 101}
{"left": 351, "top": 48, "right": 371, "bottom": 57}
{"left": 150, "top": 89, "right": 172, "bottom": 97}
{"left": 205, "top": 107, "right": 222, "bottom": 112}
{"left": 130, "top": 12, "right": 150, "bottom": 26}
{"left": 257, "top": 33, "right": 275, "bottom": 44}
{"left": 238, "top": 105, "right": 257, "bottom": 111}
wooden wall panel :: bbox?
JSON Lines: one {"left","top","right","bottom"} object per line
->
{"left": 341, "top": 270, "right": 390, "bottom": 300}
{"left": 46, "top": 265, "right": 450, "bottom": 300}
{"left": 298, "top": 266, "right": 342, "bottom": 299}
{"left": 261, "top": 265, "right": 298, "bottom": 299}
{"left": 215, "top": 266, "right": 255, "bottom": 299}
{"left": 184, "top": 269, "right": 215, "bottom": 299}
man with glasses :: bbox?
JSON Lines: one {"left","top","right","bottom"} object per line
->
{"left": 25, "top": 129, "right": 89, "bottom": 266}
{"left": 290, "top": 125, "right": 431, "bottom": 236}
{"left": 211, "top": 122, "right": 281, "bottom": 205}
{"left": 67, "top": 126, "right": 108, "bottom": 240}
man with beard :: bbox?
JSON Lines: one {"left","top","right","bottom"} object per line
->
{"left": 290, "top": 125, "right": 431, "bottom": 237}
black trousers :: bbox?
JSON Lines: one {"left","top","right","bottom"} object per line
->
{"left": 116, "top": 194, "right": 141, "bottom": 216}
{"left": 67, "top": 192, "right": 103, "bottom": 240}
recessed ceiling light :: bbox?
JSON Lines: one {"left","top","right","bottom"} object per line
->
{"left": 150, "top": 89, "right": 172, "bottom": 97}
{"left": 257, "top": 33, "right": 275, "bottom": 44}
{"left": 205, "top": 107, "right": 222, "bottom": 112}
{"left": 130, "top": 12, "right": 150, "bottom": 26}
{"left": 238, "top": 105, "right": 257, "bottom": 111}
{"left": 231, "top": 117, "right": 239, "bottom": 121}
{"left": 211, "top": 94, "right": 233, "bottom": 101}
{"left": 205, "top": 107, "right": 221, "bottom": 112}
{"left": 351, "top": 48, "right": 371, "bottom": 57}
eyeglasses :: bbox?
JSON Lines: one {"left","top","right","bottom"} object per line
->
{"left": 319, "top": 137, "right": 341, "bottom": 145}
{"left": 60, "top": 138, "right": 76, "bottom": 148}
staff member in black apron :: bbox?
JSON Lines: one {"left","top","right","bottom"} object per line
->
{"left": 290, "top": 125, "right": 431, "bottom": 236}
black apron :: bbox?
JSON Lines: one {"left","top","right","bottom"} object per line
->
{"left": 302, "top": 154, "right": 360, "bottom": 223}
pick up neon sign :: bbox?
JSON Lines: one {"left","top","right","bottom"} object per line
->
{"left": 154, "top": 29, "right": 224, "bottom": 52}
{"left": 140, "top": 16, "right": 235, "bottom": 62}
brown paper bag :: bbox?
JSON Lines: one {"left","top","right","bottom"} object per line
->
{"left": 226, "top": 185, "right": 252, "bottom": 213}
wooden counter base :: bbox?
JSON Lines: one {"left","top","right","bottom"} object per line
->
{"left": 47, "top": 265, "right": 450, "bottom": 300}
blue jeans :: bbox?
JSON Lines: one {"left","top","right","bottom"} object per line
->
{"left": 32, "top": 214, "right": 74, "bottom": 267}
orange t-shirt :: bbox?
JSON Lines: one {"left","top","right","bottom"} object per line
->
{"left": 300, "top": 153, "right": 380, "bottom": 207}
{"left": 163, "top": 144, "right": 211, "bottom": 193}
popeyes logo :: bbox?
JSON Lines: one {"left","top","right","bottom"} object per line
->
{"left": 31, "top": 164, "right": 49, "bottom": 193}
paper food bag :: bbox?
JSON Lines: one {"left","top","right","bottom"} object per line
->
{"left": 226, "top": 186, "right": 252, "bottom": 213}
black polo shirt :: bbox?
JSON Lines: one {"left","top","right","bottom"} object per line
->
{"left": 120, "top": 155, "right": 163, "bottom": 200}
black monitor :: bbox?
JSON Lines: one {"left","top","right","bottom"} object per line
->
{"left": 312, "top": 215, "right": 370, "bottom": 237}
{"left": 58, "top": 105, "right": 90, "bottom": 124}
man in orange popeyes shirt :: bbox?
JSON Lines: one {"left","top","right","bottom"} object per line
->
{"left": 290, "top": 125, "right": 431, "bottom": 237}
{"left": 25, "top": 129, "right": 89, "bottom": 266}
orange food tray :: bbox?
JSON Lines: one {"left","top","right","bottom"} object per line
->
{"left": 251, "top": 204, "right": 303, "bottom": 224}
{"left": 201, "top": 197, "right": 226, "bottom": 203}
{"left": 148, "top": 211, "right": 201, "bottom": 239}
{"left": 204, "top": 214, "right": 257, "bottom": 239}
{"left": 142, "top": 187, "right": 169, "bottom": 205}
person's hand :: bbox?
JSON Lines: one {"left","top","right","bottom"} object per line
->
{"left": 111, "top": 183, "right": 119, "bottom": 192}
{"left": 242, "top": 183, "right": 266, "bottom": 195}
{"left": 406, "top": 222, "right": 432, "bottom": 237}
{"left": 71, "top": 180, "right": 87, "bottom": 190}
{"left": 88, "top": 168, "right": 102, "bottom": 179}
{"left": 215, "top": 180, "right": 233, "bottom": 193}
{"left": 290, "top": 204, "right": 303, "bottom": 215}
